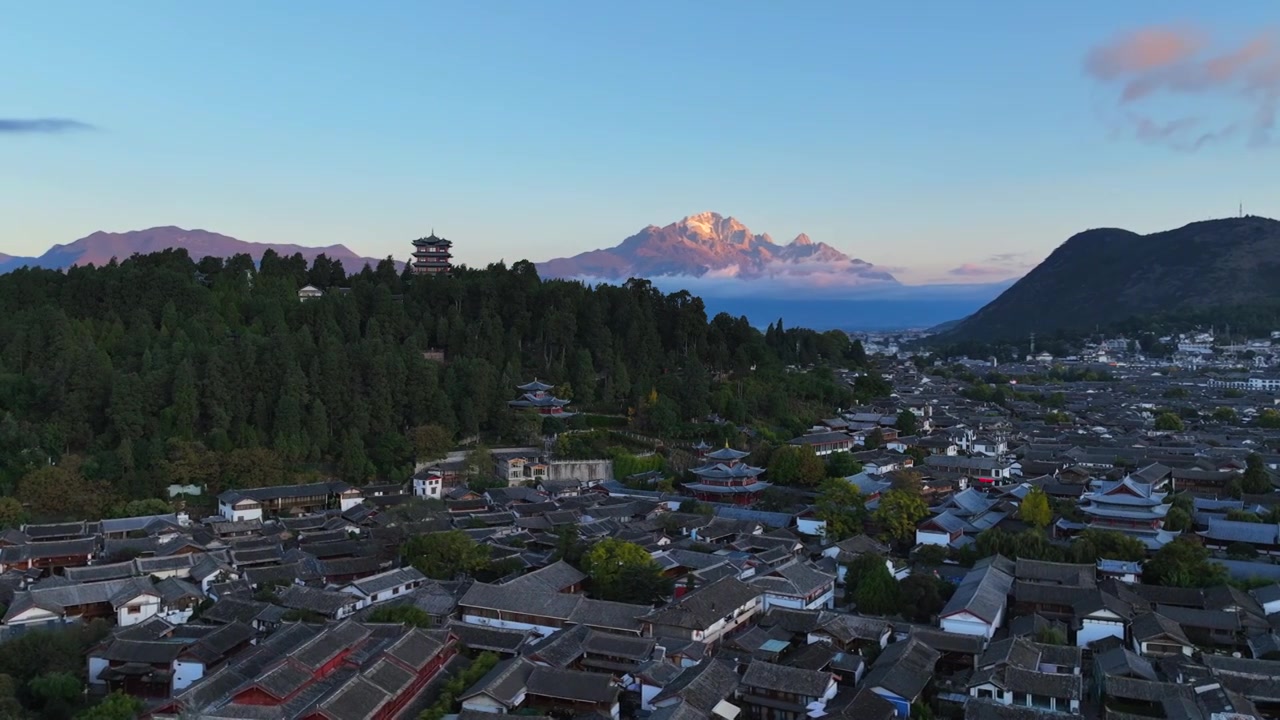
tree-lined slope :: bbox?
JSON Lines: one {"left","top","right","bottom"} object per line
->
{"left": 0, "top": 249, "right": 864, "bottom": 516}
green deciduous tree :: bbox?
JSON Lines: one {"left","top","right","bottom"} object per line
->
{"left": 1212, "top": 407, "right": 1238, "bottom": 424}
{"left": 0, "top": 678, "right": 22, "bottom": 719}
{"left": 814, "top": 478, "right": 867, "bottom": 541}
{"left": 1226, "top": 478, "right": 1244, "bottom": 500}
{"left": 367, "top": 605, "right": 433, "bottom": 628}
{"left": 1164, "top": 506, "right": 1192, "bottom": 532}
{"left": 582, "top": 538, "right": 672, "bottom": 604}
{"left": 895, "top": 410, "right": 919, "bottom": 436}
{"left": 1068, "top": 530, "right": 1146, "bottom": 563}
{"left": 76, "top": 691, "right": 144, "bottom": 720}
{"left": 1145, "top": 536, "right": 1228, "bottom": 588}
{"left": 218, "top": 447, "right": 287, "bottom": 491}
{"left": 1154, "top": 412, "right": 1184, "bottom": 432}
{"left": 1226, "top": 542, "right": 1258, "bottom": 559}
{"left": 767, "top": 445, "right": 826, "bottom": 487}
{"left": 463, "top": 445, "right": 496, "bottom": 484}
{"left": 1035, "top": 626, "right": 1068, "bottom": 646}
{"left": 863, "top": 428, "right": 885, "bottom": 450}
{"left": 17, "top": 462, "right": 111, "bottom": 522}
{"left": 825, "top": 452, "right": 863, "bottom": 479}
{"left": 898, "top": 573, "right": 952, "bottom": 623}
{"left": 873, "top": 489, "right": 929, "bottom": 544}
{"left": 0, "top": 497, "right": 26, "bottom": 529}
{"left": 890, "top": 469, "right": 924, "bottom": 496}
{"left": 1242, "top": 453, "right": 1273, "bottom": 495}
{"left": 111, "top": 498, "right": 173, "bottom": 518}
{"left": 402, "top": 531, "right": 491, "bottom": 580}
{"left": 1018, "top": 487, "right": 1052, "bottom": 528}
{"left": 846, "top": 553, "right": 899, "bottom": 615}
{"left": 29, "top": 672, "right": 82, "bottom": 720}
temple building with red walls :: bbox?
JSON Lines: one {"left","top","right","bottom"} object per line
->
{"left": 685, "top": 446, "right": 771, "bottom": 506}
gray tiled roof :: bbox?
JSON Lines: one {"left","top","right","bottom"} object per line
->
{"left": 862, "top": 637, "right": 939, "bottom": 700}
{"left": 650, "top": 701, "right": 710, "bottom": 720}
{"left": 447, "top": 621, "right": 532, "bottom": 653}
{"left": 740, "top": 659, "right": 832, "bottom": 698}
{"left": 460, "top": 656, "right": 535, "bottom": 707}
{"left": 645, "top": 577, "right": 760, "bottom": 631}
{"left": 94, "top": 638, "right": 188, "bottom": 665}
{"left": 4, "top": 576, "right": 155, "bottom": 623}
{"left": 526, "top": 665, "right": 617, "bottom": 704}
{"left": 459, "top": 580, "right": 581, "bottom": 620}
{"left": 384, "top": 628, "right": 446, "bottom": 671}
{"left": 292, "top": 620, "right": 371, "bottom": 670}
{"left": 940, "top": 556, "right": 1014, "bottom": 624}
{"left": 316, "top": 675, "right": 390, "bottom": 720}
{"left": 527, "top": 624, "right": 590, "bottom": 667}
{"left": 583, "top": 629, "right": 656, "bottom": 660}
{"left": 1013, "top": 558, "right": 1097, "bottom": 588}
{"left": 256, "top": 660, "right": 314, "bottom": 701}
{"left": 277, "top": 584, "right": 359, "bottom": 617}
{"left": 569, "top": 597, "right": 648, "bottom": 633}
{"left": 364, "top": 656, "right": 415, "bottom": 696}
{"left": 652, "top": 658, "right": 740, "bottom": 711}
{"left": 1200, "top": 519, "right": 1280, "bottom": 545}
{"left": 500, "top": 560, "right": 586, "bottom": 593}
{"left": 1130, "top": 611, "right": 1193, "bottom": 646}
{"left": 751, "top": 560, "right": 833, "bottom": 598}
{"left": 347, "top": 566, "right": 425, "bottom": 596}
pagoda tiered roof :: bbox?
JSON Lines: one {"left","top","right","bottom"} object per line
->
{"left": 508, "top": 380, "right": 574, "bottom": 415}
{"left": 690, "top": 462, "right": 765, "bottom": 481}
{"left": 411, "top": 232, "right": 451, "bottom": 248}
{"left": 1085, "top": 477, "right": 1166, "bottom": 504}
{"left": 509, "top": 394, "right": 571, "bottom": 409}
{"left": 1080, "top": 504, "right": 1171, "bottom": 521}
{"left": 703, "top": 447, "right": 750, "bottom": 463}
{"left": 1080, "top": 478, "right": 1167, "bottom": 517}
{"left": 684, "top": 481, "right": 773, "bottom": 495}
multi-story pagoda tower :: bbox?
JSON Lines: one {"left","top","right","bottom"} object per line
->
{"left": 411, "top": 232, "right": 453, "bottom": 275}
{"left": 1077, "top": 476, "right": 1174, "bottom": 549}
{"left": 685, "top": 446, "right": 771, "bottom": 506}
{"left": 508, "top": 380, "right": 574, "bottom": 416}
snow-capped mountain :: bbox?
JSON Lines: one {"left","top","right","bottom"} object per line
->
{"left": 537, "top": 212, "right": 898, "bottom": 286}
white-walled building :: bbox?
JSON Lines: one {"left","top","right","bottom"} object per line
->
{"left": 939, "top": 557, "right": 1014, "bottom": 639}
{"left": 749, "top": 560, "right": 835, "bottom": 611}
{"left": 342, "top": 567, "right": 427, "bottom": 609}
{"left": 412, "top": 469, "right": 444, "bottom": 499}
{"left": 217, "top": 482, "right": 363, "bottom": 522}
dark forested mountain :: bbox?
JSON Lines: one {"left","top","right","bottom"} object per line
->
{"left": 940, "top": 216, "right": 1280, "bottom": 341}
{"left": 0, "top": 249, "right": 866, "bottom": 516}
{"left": 0, "top": 226, "right": 383, "bottom": 273}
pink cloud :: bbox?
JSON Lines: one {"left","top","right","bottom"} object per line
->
{"left": 1085, "top": 25, "right": 1280, "bottom": 148}
{"left": 1085, "top": 26, "right": 1205, "bottom": 80}
{"left": 946, "top": 263, "right": 1021, "bottom": 278}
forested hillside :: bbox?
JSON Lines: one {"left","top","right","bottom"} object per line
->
{"left": 0, "top": 250, "right": 869, "bottom": 519}
{"left": 938, "top": 216, "right": 1280, "bottom": 342}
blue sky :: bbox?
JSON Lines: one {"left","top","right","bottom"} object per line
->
{"left": 2, "top": 1, "right": 1277, "bottom": 284}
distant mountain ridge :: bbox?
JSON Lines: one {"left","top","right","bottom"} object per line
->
{"left": 538, "top": 212, "right": 898, "bottom": 286}
{"left": 940, "top": 216, "right": 1280, "bottom": 341}
{"left": 0, "top": 226, "right": 383, "bottom": 273}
